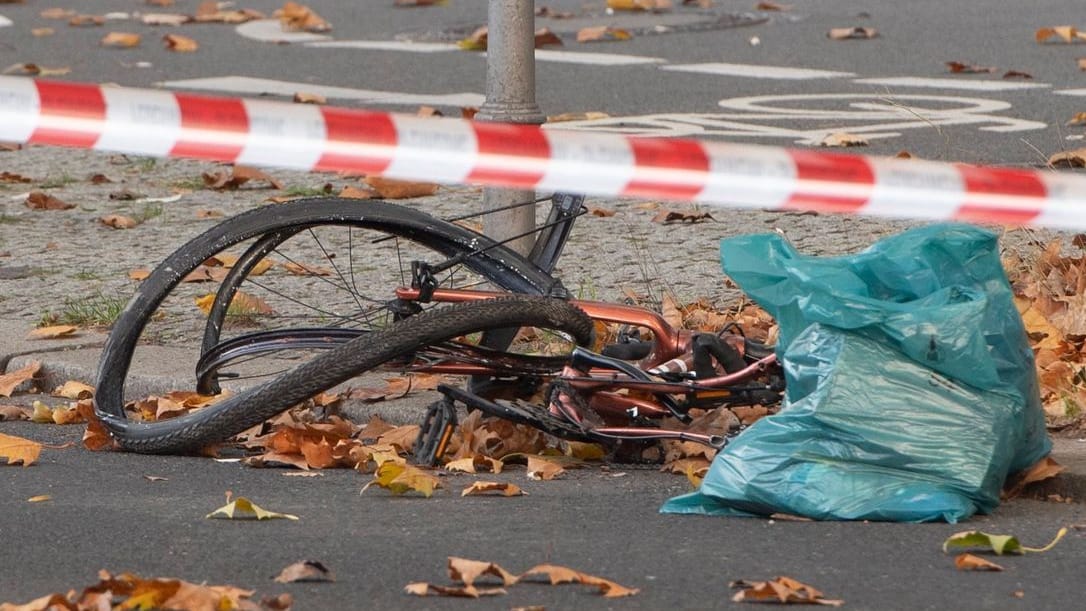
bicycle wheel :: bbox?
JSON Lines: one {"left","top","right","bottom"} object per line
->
{"left": 95, "top": 197, "right": 564, "bottom": 423}
{"left": 97, "top": 297, "right": 594, "bottom": 453}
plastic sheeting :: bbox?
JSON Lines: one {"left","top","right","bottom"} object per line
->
{"left": 661, "top": 224, "right": 1050, "bottom": 522}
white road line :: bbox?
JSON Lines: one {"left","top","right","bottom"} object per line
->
{"left": 854, "top": 76, "right": 1049, "bottom": 91}
{"left": 1053, "top": 89, "right": 1086, "bottom": 96}
{"left": 662, "top": 63, "right": 854, "bottom": 79}
{"left": 306, "top": 40, "right": 459, "bottom": 53}
{"left": 158, "top": 76, "right": 484, "bottom": 108}
{"left": 0, "top": 15, "right": 11, "bottom": 27}
{"left": 532, "top": 49, "right": 665, "bottom": 65}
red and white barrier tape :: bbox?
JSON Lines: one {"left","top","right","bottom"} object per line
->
{"left": 1, "top": 76, "right": 1084, "bottom": 229}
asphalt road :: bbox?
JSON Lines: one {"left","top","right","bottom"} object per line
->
{"left": 3, "top": 421, "right": 1086, "bottom": 610}
{"left": 2, "top": 0, "right": 1086, "bottom": 165}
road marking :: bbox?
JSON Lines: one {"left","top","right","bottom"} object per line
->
{"left": 306, "top": 40, "right": 459, "bottom": 53}
{"left": 0, "top": 15, "right": 11, "bottom": 27}
{"left": 532, "top": 50, "right": 665, "bottom": 65}
{"left": 158, "top": 76, "right": 484, "bottom": 107}
{"left": 549, "top": 93, "right": 1046, "bottom": 142}
{"left": 854, "top": 76, "right": 1049, "bottom": 91}
{"left": 1053, "top": 89, "right": 1086, "bottom": 96}
{"left": 662, "top": 63, "right": 854, "bottom": 79}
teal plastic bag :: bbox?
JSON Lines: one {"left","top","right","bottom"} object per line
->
{"left": 661, "top": 224, "right": 1050, "bottom": 522}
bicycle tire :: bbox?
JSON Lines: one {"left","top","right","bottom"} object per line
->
{"left": 97, "top": 297, "right": 595, "bottom": 453}
{"left": 95, "top": 197, "right": 564, "bottom": 420}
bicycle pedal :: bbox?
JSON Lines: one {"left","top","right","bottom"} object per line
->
{"left": 413, "top": 398, "right": 458, "bottom": 467}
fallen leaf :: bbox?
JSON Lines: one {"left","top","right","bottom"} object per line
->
{"left": 361, "top": 461, "right": 441, "bottom": 497}
{"left": 1079, "top": 58, "right": 1086, "bottom": 71}
{"left": 281, "top": 261, "right": 333, "bottom": 276}
{"left": 2, "top": 63, "right": 70, "bottom": 76}
{"left": 449, "top": 557, "right": 519, "bottom": 587}
{"left": 101, "top": 32, "right": 142, "bottom": 48}
{"left": 819, "top": 132, "right": 869, "bottom": 147}
{"left": 364, "top": 176, "right": 439, "bottom": 199}
{"left": 526, "top": 455, "right": 565, "bottom": 480}
{"left": 0, "top": 171, "right": 32, "bottom": 182}
{"left": 946, "top": 61, "right": 997, "bottom": 74}
{"left": 274, "top": 560, "right": 335, "bottom": 583}
{"left": 276, "top": 1, "right": 332, "bottom": 33}
{"left": 1067, "top": 112, "right": 1086, "bottom": 126}
{"left": 461, "top": 481, "right": 525, "bottom": 496}
{"left": 195, "top": 209, "right": 224, "bottom": 219}
{"left": 942, "top": 528, "right": 1068, "bottom": 555}
{"left": 206, "top": 495, "right": 299, "bottom": 520}
{"left": 26, "top": 325, "right": 78, "bottom": 339}
{"left": 68, "top": 14, "right": 105, "bottom": 26}
{"left": 730, "top": 576, "right": 843, "bottom": 606}
{"left": 445, "top": 454, "right": 503, "bottom": 474}
{"left": 756, "top": 1, "right": 792, "bottom": 10}
{"left": 827, "top": 26, "right": 878, "bottom": 40}
{"left": 1003, "top": 70, "right": 1033, "bottom": 79}
{"left": 1048, "top": 148, "right": 1086, "bottom": 168}
{"left": 0, "top": 405, "right": 30, "bottom": 421}
{"left": 163, "top": 33, "right": 199, "bottom": 52}
{"left": 0, "top": 432, "right": 42, "bottom": 466}
{"left": 547, "top": 111, "right": 611, "bottom": 122}
{"left": 1036, "top": 26, "right": 1081, "bottom": 43}
{"left": 142, "top": 13, "right": 191, "bottom": 26}
{"left": 100, "top": 214, "right": 139, "bottom": 229}
{"left": 52, "top": 380, "right": 94, "bottom": 400}
{"left": 577, "top": 26, "right": 632, "bottom": 43}
{"left": 955, "top": 553, "right": 1004, "bottom": 571}
{"left": 458, "top": 26, "right": 489, "bottom": 51}
{"left": 293, "top": 92, "right": 326, "bottom": 104}
{"left": 76, "top": 401, "right": 114, "bottom": 450}
{"left": 25, "top": 191, "right": 74, "bottom": 210}
{"left": 651, "top": 209, "right": 714, "bottom": 223}
{"left": 0, "top": 361, "right": 40, "bottom": 397}
{"left": 41, "top": 8, "right": 77, "bottom": 19}
{"left": 1003, "top": 457, "right": 1065, "bottom": 499}
{"left": 587, "top": 206, "right": 616, "bottom": 217}
{"left": 534, "top": 28, "right": 563, "bottom": 48}
{"left": 607, "top": 0, "right": 671, "bottom": 10}
{"left": 194, "top": 291, "right": 272, "bottom": 316}
{"left": 520, "top": 564, "right": 639, "bottom": 598}
{"left": 128, "top": 268, "right": 151, "bottom": 281}
{"left": 31, "top": 400, "right": 54, "bottom": 423}
{"left": 144, "top": 475, "right": 168, "bottom": 482}
{"left": 404, "top": 582, "right": 506, "bottom": 597}
{"left": 27, "top": 495, "right": 51, "bottom": 503}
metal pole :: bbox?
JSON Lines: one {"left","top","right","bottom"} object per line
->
{"left": 476, "top": 0, "right": 544, "bottom": 256}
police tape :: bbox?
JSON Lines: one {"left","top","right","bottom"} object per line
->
{"left": 0, "top": 75, "right": 1083, "bottom": 229}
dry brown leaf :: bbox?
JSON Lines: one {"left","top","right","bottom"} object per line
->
{"left": 76, "top": 401, "right": 114, "bottom": 450}
{"left": 449, "top": 557, "right": 519, "bottom": 587}
{"left": 445, "top": 453, "right": 504, "bottom": 474}
{"left": 26, "top": 325, "right": 79, "bottom": 340}
{"left": 0, "top": 171, "right": 31, "bottom": 182}
{"left": 32, "top": 27, "right": 55, "bottom": 36}
{"left": 100, "top": 214, "right": 139, "bottom": 229}
{"left": 577, "top": 26, "right": 632, "bottom": 43}
{"left": 1036, "top": 26, "right": 1079, "bottom": 43}
{"left": 68, "top": 14, "right": 105, "bottom": 26}
{"left": 395, "top": 0, "right": 445, "bottom": 5}
{"left": 946, "top": 61, "right": 997, "bottom": 74}
{"left": 461, "top": 481, "right": 525, "bottom": 497}
{"left": 1003, "top": 70, "right": 1033, "bottom": 79}
{"left": 731, "top": 576, "right": 844, "bottom": 606}
{"left": 537, "top": 6, "right": 575, "bottom": 17}
{"left": 293, "top": 91, "right": 327, "bottom": 104}
{"left": 28, "top": 495, "right": 51, "bottom": 503}
{"left": 364, "top": 176, "right": 439, "bottom": 199}
{"left": 41, "top": 8, "right": 76, "bottom": 19}
{"left": 652, "top": 209, "right": 714, "bottom": 223}
{"left": 526, "top": 455, "right": 565, "bottom": 480}
{"left": 143, "top": 13, "right": 191, "bottom": 26}
{"left": 820, "top": 132, "right": 869, "bottom": 147}
{"left": 0, "top": 361, "right": 40, "bottom": 397}
{"left": 2, "top": 63, "right": 69, "bottom": 76}
{"left": 0, "top": 432, "right": 42, "bottom": 466}
{"left": 101, "top": 32, "right": 142, "bottom": 48}
{"left": 274, "top": 560, "right": 335, "bottom": 583}
{"left": 52, "top": 380, "right": 94, "bottom": 400}
{"left": 828, "top": 26, "right": 878, "bottom": 40}
{"left": 195, "top": 209, "right": 224, "bottom": 219}
{"left": 587, "top": 206, "right": 616, "bottom": 217}
{"left": 756, "top": 1, "right": 791, "bottom": 10}
{"left": 276, "top": 1, "right": 332, "bottom": 33}
{"left": 520, "top": 564, "right": 639, "bottom": 598}
{"left": 404, "top": 582, "right": 506, "bottom": 597}
{"left": 1003, "top": 456, "right": 1065, "bottom": 499}
{"left": 25, "top": 191, "right": 74, "bottom": 210}
{"left": 1048, "top": 148, "right": 1086, "bottom": 168}
{"left": 607, "top": 0, "right": 672, "bottom": 10}
{"left": 163, "top": 33, "right": 199, "bottom": 52}
{"left": 1079, "top": 58, "right": 1086, "bottom": 71}
{"left": 534, "top": 28, "right": 563, "bottom": 48}
{"left": 954, "top": 553, "right": 1004, "bottom": 571}
{"left": 0, "top": 405, "right": 30, "bottom": 421}
{"left": 194, "top": 291, "right": 272, "bottom": 316}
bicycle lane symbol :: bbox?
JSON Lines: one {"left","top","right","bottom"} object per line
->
{"left": 550, "top": 93, "right": 1047, "bottom": 144}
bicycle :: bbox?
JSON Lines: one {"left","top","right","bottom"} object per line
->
{"left": 92, "top": 193, "right": 782, "bottom": 456}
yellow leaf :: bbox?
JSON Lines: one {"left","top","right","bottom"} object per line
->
{"left": 0, "top": 432, "right": 43, "bottom": 466}
{"left": 30, "top": 400, "right": 53, "bottom": 423}
{"left": 577, "top": 26, "right": 632, "bottom": 43}
{"left": 362, "top": 461, "right": 441, "bottom": 497}
{"left": 206, "top": 495, "right": 299, "bottom": 520}
{"left": 457, "top": 26, "right": 488, "bottom": 51}
{"left": 26, "top": 325, "right": 79, "bottom": 340}
{"left": 101, "top": 32, "right": 142, "bottom": 48}
{"left": 28, "top": 495, "right": 52, "bottom": 503}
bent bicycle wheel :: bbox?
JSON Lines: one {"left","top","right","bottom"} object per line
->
{"left": 97, "top": 296, "right": 593, "bottom": 453}
{"left": 95, "top": 198, "right": 564, "bottom": 437}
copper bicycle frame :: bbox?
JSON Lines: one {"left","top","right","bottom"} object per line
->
{"left": 393, "top": 287, "right": 779, "bottom": 448}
